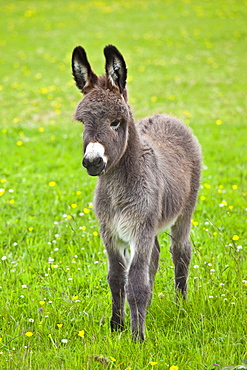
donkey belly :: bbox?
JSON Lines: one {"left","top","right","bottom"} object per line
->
{"left": 112, "top": 206, "right": 178, "bottom": 244}
{"left": 156, "top": 214, "right": 180, "bottom": 236}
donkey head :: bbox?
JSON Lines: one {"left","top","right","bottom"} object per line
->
{"left": 72, "top": 45, "right": 130, "bottom": 176}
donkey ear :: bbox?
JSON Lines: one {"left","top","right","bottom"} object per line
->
{"left": 72, "top": 46, "right": 98, "bottom": 94}
{"left": 104, "top": 45, "right": 127, "bottom": 94}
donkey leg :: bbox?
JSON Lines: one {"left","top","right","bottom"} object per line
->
{"left": 149, "top": 236, "right": 160, "bottom": 291}
{"left": 126, "top": 237, "right": 154, "bottom": 340}
{"left": 170, "top": 214, "right": 192, "bottom": 295}
{"left": 107, "top": 248, "right": 127, "bottom": 331}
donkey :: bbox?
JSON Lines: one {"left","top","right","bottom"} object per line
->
{"left": 72, "top": 45, "right": 201, "bottom": 340}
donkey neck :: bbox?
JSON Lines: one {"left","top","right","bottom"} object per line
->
{"left": 104, "top": 116, "right": 143, "bottom": 183}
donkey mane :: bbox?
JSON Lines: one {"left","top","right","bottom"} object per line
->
{"left": 72, "top": 44, "right": 201, "bottom": 340}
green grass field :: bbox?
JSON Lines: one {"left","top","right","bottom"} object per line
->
{"left": 0, "top": 0, "right": 246, "bottom": 369}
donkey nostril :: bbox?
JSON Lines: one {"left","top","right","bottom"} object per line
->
{"left": 93, "top": 156, "right": 103, "bottom": 167}
{"left": 82, "top": 157, "right": 88, "bottom": 168}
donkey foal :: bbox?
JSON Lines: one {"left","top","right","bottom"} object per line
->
{"left": 72, "top": 45, "right": 201, "bottom": 340}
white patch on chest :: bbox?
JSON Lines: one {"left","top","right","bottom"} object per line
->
{"left": 112, "top": 213, "right": 136, "bottom": 244}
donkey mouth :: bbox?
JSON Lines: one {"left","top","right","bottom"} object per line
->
{"left": 86, "top": 165, "right": 106, "bottom": 177}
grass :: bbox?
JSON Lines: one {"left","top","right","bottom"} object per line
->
{"left": 0, "top": 0, "right": 246, "bottom": 368}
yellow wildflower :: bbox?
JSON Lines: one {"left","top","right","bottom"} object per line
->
{"left": 57, "top": 324, "right": 63, "bottom": 328}
{"left": 83, "top": 208, "right": 90, "bottom": 214}
{"left": 25, "top": 332, "right": 33, "bottom": 337}
{"left": 168, "top": 95, "right": 175, "bottom": 100}
{"left": 78, "top": 330, "right": 84, "bottom": 337}
{"left": 183, "top": 110, "right": 192, "bottom": 118}
{"left": 24, "top": 9, "right": 36, "bottom": 17}
{"left": 170, "top": 366, "right": 179, "bottom": 370}
{"left": 48, "top": 181, "right": 56, "bottom": 187}
{"left": 39, "top": 300, "right": 45, "bottom": 305}
{"left": 0, "top": 189, "right": 6, "bottom": 197}
{"left": 232, "top": 235, "right": 239, "bottom": 241}
{"left": 72, "top": 295, "right": 79, "bottom": 300}
{"left": 71, "top": 204, "right": 77, "bottom": 208}
{"left": 150, "top": 362, "right": 158, "bottom": 366}
{"left": 40, "top": 87, "right": 48, "bottom": 94}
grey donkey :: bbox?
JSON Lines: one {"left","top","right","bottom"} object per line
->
{"left": 72, "top": 45, "right": 201, "bottom": 340}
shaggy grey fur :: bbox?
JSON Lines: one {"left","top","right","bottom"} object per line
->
{"left": 72, "top": 45, "right": 202, "bottom": 340}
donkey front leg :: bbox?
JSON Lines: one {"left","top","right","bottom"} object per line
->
{"left": 107, "top": 247, "right": 127, "bottom": 331}
{"left": 126, "top": 237, "right": 154, "bottom": 340}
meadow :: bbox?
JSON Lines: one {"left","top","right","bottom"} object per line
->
{"left": 0, "top": 0, "right": 246, "bottom": 369}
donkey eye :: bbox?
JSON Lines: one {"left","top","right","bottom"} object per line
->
{"left": 110, "top": 119, "right": 120, "bottom": 129}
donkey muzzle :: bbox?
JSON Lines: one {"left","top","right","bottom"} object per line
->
{"left": 83, "top": 142, "right": 107, "bottom": 176}
{"left": 82, "top": 155, "right": 106, "bottom": 176}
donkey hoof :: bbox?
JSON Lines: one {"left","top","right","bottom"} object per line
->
{"left": 132, "top": 330, "right": 145, "bottom": 341}
{"left": 110, "top": 319, "right": 124, "bottom": 332}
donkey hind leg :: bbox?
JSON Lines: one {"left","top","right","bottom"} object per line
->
{"left": 126, "top": 237, "right": 154, "bottom": 341}
{"left": 107, "top": 246, "right": 128, "bottom": 331}
{"left": 170, "top": 213, "right": 192, "bottom": 296}
{"left": 149, "top": 237, "right": 160, "bottom": 293}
